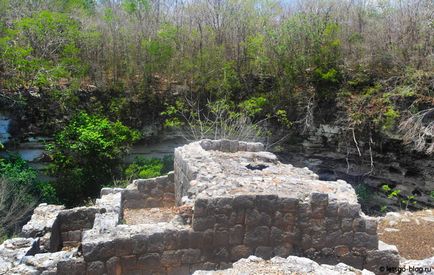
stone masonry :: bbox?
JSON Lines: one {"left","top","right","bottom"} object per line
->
{"left": 0, "top": 140, "right": 399, "bottom": 274}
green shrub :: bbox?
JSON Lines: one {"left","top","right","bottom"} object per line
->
{"left": 125, "top": 158, "right": 163, "bottom": 179}
{"left": 48, "top": 112, "right": 140, "bottom": 206}
{"left": 0, "top": 155, "right": 58, "bottom": 204}
{"left": 355, "top": 184, "right": 372, "bottom": 204}
{"left": 0, "top": 155, "right": 37, "bottom": 186}
{"left": 35, "top": 181, "right": 59, "bottom": 205}
{"left": 125, "top": 155, "right": 174, "bottom": 180}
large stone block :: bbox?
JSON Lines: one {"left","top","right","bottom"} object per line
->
{"left": 278, "top": 197, "right": 299, "bottom": 212}
{"left": 137, "top": 253, "right": 161, "bottom": 271}
{"left": 230, "top": 245, "right": 253, "bottom": 261}
{"left": 180, "top": 248, "right": 201, "bottom": 264}
{"left": 213, "top": 230, "right": 229, "bottom": 247}
{"left": 365, "top": 250, "right": 400, "bottom": 275}
{"left": 229, "top": 225, "right": 244, "bottom": 245}
{"left": 232, "top": 195, "right": 255, "bottom": 209}
{"left": 255, "top": 246, "right": 273, "bottom": 259}
{"left": 161, "top": 250, "right": 182, "bottom": 267}
{"left": 106, "top": 256, "right": 121, "bottom": 275}
{"left": 87, "top": 261, "right": 106, "bottom": 275}
{"left": 244, "top": 226, "right": 270, "bottom": 247}
{"left": 82, "top": 240, "right": 115, "bottom": 262}
{"left": 57, "top": 259, "right": 86, "bottom": 275}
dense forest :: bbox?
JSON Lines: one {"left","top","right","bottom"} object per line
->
{"left": 0, "top": 0, "right": 433, "bottom": 239}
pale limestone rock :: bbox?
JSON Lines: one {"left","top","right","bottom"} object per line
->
{"left": 193, "top": 255, "right": 375, "bottom": 275}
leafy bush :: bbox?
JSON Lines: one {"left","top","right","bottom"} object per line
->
{"left": 0, "top": 10, "right": 85, "bottom": 88}
{"left": 0, "top": 155, "right": 37, "bottom": 185}
{"left": 48, "top": 112, "right": 140, "bottom": 206}
{"left": 35, "top": 181, "right": 59, "bottom": 205}
{"left": 125, "top": 155, "right": 174, "bottom": 180}
{"left": 355, "top": 184, "right": 372, "bottom": 204}
{"left": 0, "top": 155, "right": 58, "bottom": 204}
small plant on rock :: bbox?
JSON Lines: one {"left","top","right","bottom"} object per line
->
{"left": 381, "top": 184, "right": 417, "bottom": 211}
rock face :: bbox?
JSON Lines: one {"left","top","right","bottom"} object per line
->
{"left": 282, "top": 124, "right": 434, "bottom": 211}
{"left": 193, "top": 255, "right": 374, "bottom": 275}
{"left": 0, "top": 238, "right": 40, "bottom": 273}
{"left": 0, "top": 140, "right": 402, "bottom": 274}
{"left": 21, "top": 204, "right": 64, "bottom": 252}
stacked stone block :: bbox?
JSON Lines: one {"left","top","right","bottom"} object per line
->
{"left": 191, "top": 193, "right": 378, "bottom": 270}
{"left": 122, "top": 172, "right": 175, "bottom": 209}
{"left": 3, "top": 139, "right": 400, "bottom": 274}
{"left": 57, "top": 207, "right": 102, "bottom": 248}
{"left": 59, "top": 193, "right": 384, "bottom": 275}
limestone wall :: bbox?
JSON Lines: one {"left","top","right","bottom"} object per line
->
{"left": 56, "top": 197, "right": 385, "bottom": 274}
{"left": 121, "top": 173, "right": 175, "bottom": 209}
{"left": 1, "top": 139, "right": 401, "bottom": 275}
{"left": 191, "top": 194, "right": 378, "bottom": 269}
{"left": 57, "top": 207, "right": 102, "bottom": 248}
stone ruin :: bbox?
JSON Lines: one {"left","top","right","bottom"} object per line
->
{"left": 0, "top": 140, "right": 401, "bottom": 274}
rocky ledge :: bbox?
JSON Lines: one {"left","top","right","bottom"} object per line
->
{"left": 175, "top": 139, "right": 357, "bottom": 204}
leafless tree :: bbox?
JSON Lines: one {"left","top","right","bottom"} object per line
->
{"left": 399, "top": 108, "right": 434, "bottom": 154}
{"left": 0, "top": 177, "right": 37, "bottom": 238}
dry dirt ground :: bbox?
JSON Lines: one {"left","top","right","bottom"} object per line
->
{"left": 378, "top": 209, "right": 434, "bottom": 260}
{"left": 123, "top": 207, "right": 179, "bottom": 225}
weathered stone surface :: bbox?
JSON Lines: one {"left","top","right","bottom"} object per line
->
{"left": 106, "top": 256, "right": 121, "bottom": 275}
{"left": 22, "top": 249, "right": 77, "bottom": 271}
{"left": 0, "top": 139, "right": 392, "bottom": 275}
{"left": 87, "top": 260, "right": 106, "bottom": 275}
{"left": 255, "top": 246, "right": 273, "bottom": 259}
{"left": 57, "top": 258, "right": 86, "bottom": 275}
{"left": 400, "top": 256, "right": 434, "bottom": 275}
{"left": 244, "top": 226, "right": 270, "bottom": 246}
{"left": 175, "top": 141, "right": 359, "bottom": 203}
{"left": 230, "top": 245, "right": 253, "bottom": 261}
{"left": 364, "top": 250, "right": 400, "bottom": 275}
{"left": 193, "top": 255, "right": 374, "bottom": 275}
{"left": 22, "top": 204, "right": 64, "bottom": 238}
{"left": 0, "top": 238, "right": 40, "bottom": 268}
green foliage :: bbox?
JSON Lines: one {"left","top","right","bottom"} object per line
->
{"left": 125, "top": 157, "right": 163, "bottom": 179}
{"left": 0, "top": 10, "right": 85, "bottom": 88}
{"left": 0, "top": 155, "right": 37, "bottom": 186}
{"left": 355, "top": 184, "right": 372, "bottom": 204}
{"left": 122, "top": 0, "right": 150, "bottom": 15}
{"left": 48, "top": 112, "right": 140, "bottom": 206}
{"left": 381, "top": 107, "right": 400, "bottom": 131}
{"left": 381, "top": 184, "right": 417, "bottom": 211}
{"left": 143, "top": 23, "right": 177, "bottom": 76}
{"left": 124, "top": 155, "right": 174, "bottom": 180}
{"left": 244, "top": 34, "right": 269, "bottom": 73}
{"left": 0, "top": 155, "right": 58, "bottom": 204}
{"left": 35, "top": 181, "right": 59, "bottom": 205}
{"left": 238, "top": 96, "right": 267, "bottom": 117}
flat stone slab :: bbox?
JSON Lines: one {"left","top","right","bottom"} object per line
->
{"left": 176, "top": 140, "right": 358, "bottom": 203}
